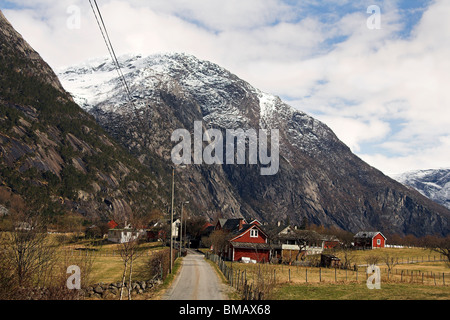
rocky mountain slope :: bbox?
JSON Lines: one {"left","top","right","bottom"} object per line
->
{"left": 0, "top": 11, "right": 167, "bottom": 222}
{"left": 58, "top": 52, "right": 450, "bottom": 237}
{"left": 394, "top": 169, "right": 450, "bottom": 210}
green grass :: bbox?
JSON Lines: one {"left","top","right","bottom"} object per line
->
{"left": 274, "top": 282, "right": 450, "bottom": 300}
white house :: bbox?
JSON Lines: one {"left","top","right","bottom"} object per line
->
{"left": 172, "top": 218, "right": 181, "bottom": 239}
{"left": 277, "top": 226, "right": 325, "bottom": 255}
{"left": 107, "top": 228, "right": 145, "bottom": 244}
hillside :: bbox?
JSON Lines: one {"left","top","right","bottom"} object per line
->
{"left": 58, "top": 52, "right": 450, "bottom": 237}
{"left": 0, "top": 11, "right": 167, "bottom": 223}
{"left": 394, "top": 169, "right": 450, "bottom": 210}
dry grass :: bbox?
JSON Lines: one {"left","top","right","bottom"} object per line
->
{"left": 54, "top": 239, "right": 166, "bottom": 285}
{"left": 220, "top": 247, "right": 450, "bottom": 300}
{"left": 274, "top": 282, "right": 450, "bottom": 300}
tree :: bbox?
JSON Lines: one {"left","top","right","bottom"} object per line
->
{"left": 383, "top": 254, "right": 399, "bottom": 274}
{"left": 422, "top": 235, "right": 450, "bottom": 267}
{"left": 337, "top": 247, "right": 355, "bottom": 270}
{"left": 3, "top": 213, "right": 55, "bottom": 287}
{"left": 288, "top": 230, "right": 322, "bottom": 263}
{"left": 186, "top": 216, "right": 208, "bottom": 240}
{"left": 118, "top": 237, "right": 142, "bottom": 300}
{"left": 202, "top": 230, "right": 231, "bottom": 257}
{"left": 116, "top": 213, "right": 147, "bottom": 300}
{"left": 366, "top": 255, "right": 380, "bottom": 267}
{"left": 299, "top": 217, "right": 309, "bottom": 230}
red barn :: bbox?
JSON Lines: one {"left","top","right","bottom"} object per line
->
{"left": 354, "top": 231, "right": 387, "bottom": 249}
{"left": 229, "top": 224, "right": 270, "bottom": 262}
{"left": 215, "top": 218, "right": 271, "bottom": 263}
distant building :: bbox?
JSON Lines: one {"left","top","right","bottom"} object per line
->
{"left": 15, "top": 221, "right": 33, "bottom": 231}
{"left": 0, "top": 205, "right": 9, "bottom": 216}
{"left": 320, "top": 254, "right": 341, "bottom": 268}
{"left": 354, "top": 231, "right": 387, "bottom": 249}
{"left": 271, "top": 227, "right": 326, "bottom": 263}
{"left": 108, "top": 228, "right": 145, "bottom": 244}
{"left": 107, "top": 220, "right": 119, "bottom": 230}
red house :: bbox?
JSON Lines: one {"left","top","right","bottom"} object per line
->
{"left": 215, "top": 218, "right": 271, "bottom": 263}
{"left": 354, "top": 231, "right": 387, "bottom": 249}
{"left": 107, "top": 220, "right": 119, "bottom": 229}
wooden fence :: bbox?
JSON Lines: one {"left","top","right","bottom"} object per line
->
{"left": 206, "top": 252, "right": 448, "bottom": 299}
{"left": 206, "top": 252, "right": 269, "bottom": 300}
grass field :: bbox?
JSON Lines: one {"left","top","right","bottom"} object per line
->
{"left": 215, "top": 247, "right": 450, "bottom": 300}
{"left": 54, "top": 238, "right": 168, "bottom": 284}
{"left": 274, "top": 282, "right": 450, "bottom": 300}
{"left": 6, "top": 231, "right": 448, "bottom": 300}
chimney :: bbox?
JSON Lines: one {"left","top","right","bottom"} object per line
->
{"left": 238, "top": 218, "right": 244, "bottom": 230}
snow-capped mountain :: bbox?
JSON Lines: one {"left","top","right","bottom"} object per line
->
{"left": 59, "top": 53, "right": 336, "bottom": 158}
{"left": 58, "top": 53, "right": 450, "bottom": 236}
{"left": 394, "top": 169, "right": 450, "bottom": 210}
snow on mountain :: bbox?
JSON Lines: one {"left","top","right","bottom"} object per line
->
{"left": 58, "top": 52, "right": 337, "bottom": 156}
{"left": 394, "top": 168, "right": 450, "bottom": 210}
{"left": 56, "top": 52, "right": 450, "bottom": 236}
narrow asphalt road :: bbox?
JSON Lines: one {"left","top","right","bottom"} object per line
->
{"left": 163, "top": 250, "right": 227, "bottom": 300}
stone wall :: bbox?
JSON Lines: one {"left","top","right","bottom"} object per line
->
{"left": 83, "top": 279, "right": 162, "bottom": 299}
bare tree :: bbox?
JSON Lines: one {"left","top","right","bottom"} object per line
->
{"left": 383, "top": 254, "right": 399, "bottom": 274}
{"left": 422, "top": 235, "right": 450, "bottom": 267}
{"left": 203, "top": 230, "right": 231, "bottom": 257}
{"left": 366, "top": 255, "right": 380, "bottom": 267}
{"left": 114, "top": 212, "right": 149, "bottom": 300}
{"left": 118, "top": 237, "right": 144, "bottom": 300}
{"left": 285, "top": 230, "right": 322, "bottom": 264}
{"left": 338, "top": 247, "right": 355, "bottom": 270}
{"left": 3, "top": 213, "right": 55, "bottom": 288}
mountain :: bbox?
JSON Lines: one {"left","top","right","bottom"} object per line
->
{"left": 0, "top": 11, "right": 166, "bottom": 222}
{"left": 394, "top": 169, "right": 450, "bottom": 210}
{"left": 58, "top": 52, "right": 450, "bottom": 237}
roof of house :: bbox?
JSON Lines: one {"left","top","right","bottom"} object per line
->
{"left": 276, "top": 229, "right": 323, "bottom": 241}
{"left": 228, "top": 222, "right": 269, "bottom": 242}
{"left": 221, "top": 218, "right": 246, "bottom": 231}
{"left": 354, "top": 231, "right": 386, "bottom": 239}
{"left": 107, "top": 220, "right": 119, "bottom": 229}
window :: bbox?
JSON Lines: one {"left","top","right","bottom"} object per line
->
{"left": 377, "top": 239, "right": 381, "bottom": 245}
{"left": 250, "top": 229, "right": 258, "bottom": 238}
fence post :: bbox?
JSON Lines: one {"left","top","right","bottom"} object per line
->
{"left": 305, "top": 268, "right": 308, "bottom": 283}
{"left": 319, "top": 268, "right": 322, "bottom": 282}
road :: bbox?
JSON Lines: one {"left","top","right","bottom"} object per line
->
{"left": 163, "top": 250, "right": 227, "bottom": 300}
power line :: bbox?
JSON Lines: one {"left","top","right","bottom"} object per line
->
{"left": 88, "top": 0, "right": 150, "bottom": 144}
{"left": 89, "top": 0, "right": 132, "bottom": 103}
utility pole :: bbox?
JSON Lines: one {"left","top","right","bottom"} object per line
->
{"left": 170, "top": 167, "right": 175, "bottom": 274}
{"left": 180, "top": 201, "right": 189, "bottom": 257}
{"left": 170, "top": 165, "right": 186, "bottom": 274}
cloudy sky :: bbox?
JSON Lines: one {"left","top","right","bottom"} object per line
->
{"left": 1, "top": 0, "right": 449, "bottom": 176}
